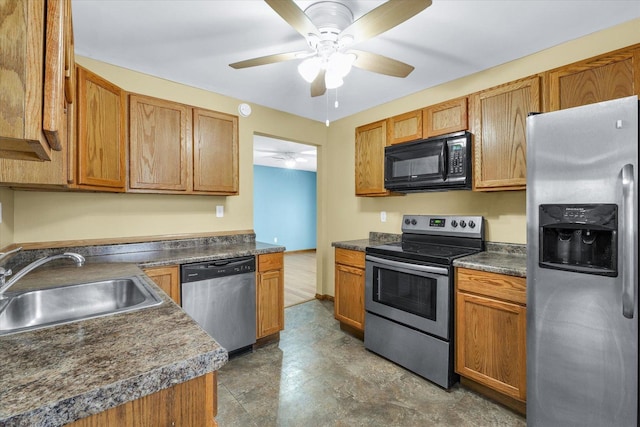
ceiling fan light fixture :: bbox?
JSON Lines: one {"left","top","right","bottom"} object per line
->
{"left": 325, "top": 69, "right": 344, "bottom": 89}
{"left": 284, "top": 159, "right": 296, "bottom": 168}
{"left": 298, "top": 57, "right": 321, "bottom": 82}
{"left": 329, "top": 52, "right": 356, "bottom": 77}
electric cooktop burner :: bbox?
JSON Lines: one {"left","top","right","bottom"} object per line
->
{"left": 366, "top": 214, "right": 485, "bottom": 266}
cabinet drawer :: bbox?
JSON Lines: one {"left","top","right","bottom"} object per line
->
{"left": 258, "top": 252, "right": 284, "bottom": 272}
{"left": 456, "top": 267, "right": 526, "bottom": 305}
{"left": 335, "top": 248, "right": 365, "bottom": 269}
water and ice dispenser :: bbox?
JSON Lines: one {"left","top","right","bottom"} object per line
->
{"left": 539, "top": 204, "right": 617, "bottom": 276}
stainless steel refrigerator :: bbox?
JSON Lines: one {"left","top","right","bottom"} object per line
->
{"left": 526, "top": 95, "right": 638, "bottom": 426}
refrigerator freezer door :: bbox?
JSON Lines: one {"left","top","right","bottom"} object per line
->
{"left": 526, "top": 96, "right": 638, "bottom": 426}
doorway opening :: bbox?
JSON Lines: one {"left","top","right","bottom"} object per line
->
{"left": 253, "top": 135, "right": 317, "bottom": 307}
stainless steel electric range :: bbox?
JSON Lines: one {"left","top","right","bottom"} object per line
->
{"left": 364, "top": 214, "right": 485, "bottom": 389}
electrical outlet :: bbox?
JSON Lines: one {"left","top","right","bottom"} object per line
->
{"left": 216, "top": 205, "right": 224, "bottom": 218}
{"left": 380, "top": 211, "right": 387, "bottom": 222}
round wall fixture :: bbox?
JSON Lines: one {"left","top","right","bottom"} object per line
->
{"left": 238, "top": 103, "right": 252, "bottom": 117}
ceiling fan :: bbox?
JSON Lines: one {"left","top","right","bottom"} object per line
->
{"left": 255, "top": 149, "right": 314, "bottom": 168}
{"left": 230, "top": 0, "right": 432, "bottom": 97}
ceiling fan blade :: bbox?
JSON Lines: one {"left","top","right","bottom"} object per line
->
{"left": 341, "top": 0, "right": 432, "bottom": 44}
{"left": 265, "top": 0, "right": 320, "bottom": 39}
{"left": 229, "top": 50, "right": 310, "bottom": 69}
{"left": 349, "top": 50, "right": 414, "bottom": 78}
{"left": 310, "top": 69, "right": 326, "bottom": 97}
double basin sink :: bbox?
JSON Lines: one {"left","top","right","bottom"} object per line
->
{"left": 0, "top": 276, "right": 163, "bottom": 336}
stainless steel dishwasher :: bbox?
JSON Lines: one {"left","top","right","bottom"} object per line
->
{"left": 181, "top": 256, "right": 256, "bottom": 354}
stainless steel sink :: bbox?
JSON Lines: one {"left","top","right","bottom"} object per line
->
{"left": 0, "top": 277, "right": 163, "bottom": 336}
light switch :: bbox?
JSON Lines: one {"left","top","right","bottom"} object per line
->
{"left": 216, "top": 205, "right": 224, "bottom": 218}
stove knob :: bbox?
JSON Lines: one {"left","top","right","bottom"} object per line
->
{"left": 411, "top": 219, "right": 417, "bottom": 225}
{"left": 451, "top": 220, "right": 458, "bottom": 228}
{"left": 404, "top": 218, "right": 411, "bottom": 225}
{"left": 459, "top": 220, "right": 467, "bottom": 228}
{"left": 469, "top": 220, "right": 476, "bottom": 229}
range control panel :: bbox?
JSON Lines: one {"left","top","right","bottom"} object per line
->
{"left": 401, "top": 214, "right": 484, "bottom": 238}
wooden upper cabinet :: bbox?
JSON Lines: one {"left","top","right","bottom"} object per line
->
{"left": 355, "top": 120, "right": 393, "bottom": 196}
{"left": 0, "top": 0, "right": 72, "bottom": 161}
{"left": 548, "top": 45, "right": 640, "bottom": 111}
{"left": 423, "top": 97, "right": 468, "bottom": 138}
{"left": 193, "top": 109, "right": 239, "bottom": 195}
{"left": 129, "top": 94, "right": 192, "bottom": 192}
{"left": 76, "top": 66, "right": 126, "bottom": 190}
{"left": 387, "top": 109, "right": 423, "bottom": 145}
{"left": 470, "top": 76, "right": 541, "bottom": 191}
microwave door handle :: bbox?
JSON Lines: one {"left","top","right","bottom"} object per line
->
{"left": 439, "top": 143, "right": 447, "bottom": 181}
{"left": 621, "top": 163, "right": 636, "bottom": 319}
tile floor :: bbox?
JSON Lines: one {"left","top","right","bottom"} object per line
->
{"left": 216, "top": 300, "right": 526, "bottom": 427}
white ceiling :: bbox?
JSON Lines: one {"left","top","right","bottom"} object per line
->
{"left": 72, "top": 0, "right": 640, "bottom": 125}
{"left": 253, "top": 135, "right": 317, "bottom": 172}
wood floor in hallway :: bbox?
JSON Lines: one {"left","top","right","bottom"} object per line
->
{"left": 284, "top": 250, "right": 316, "bottom": 308}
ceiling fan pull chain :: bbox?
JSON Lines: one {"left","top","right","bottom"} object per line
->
{"left": 325, "top": 91, "right": 330, "bottom": 127}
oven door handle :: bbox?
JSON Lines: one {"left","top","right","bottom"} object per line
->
{"left": 366, "top": 255, "right": 449, "bottom": 276}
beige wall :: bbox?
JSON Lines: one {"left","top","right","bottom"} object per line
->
{"left": 2, "top": 18, "right": 639, "bottom": 297}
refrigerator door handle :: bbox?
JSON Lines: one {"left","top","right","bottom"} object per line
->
{"left": 621, "top": 163, "right": 635, "bottom": 319}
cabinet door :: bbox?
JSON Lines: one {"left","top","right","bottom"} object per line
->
{"left": 143, "top": 265, "right": 181, "bottom": 305}
{"left": 471, "top": 76, "right": 541, "bottom": 191}
{"left": 257, "top": 269, "right": 284, "bottom": 338}
{"left": 129, "top": 94, "right": 192, "bottom": 192}
{"left": 257, "top": 253, "right": 284, "bottom": 339}
{"left": 387, "top": 109, "right": 422, "bottom": 145}
{"left": 76, "top": 66, "right": 126, "bottom": 190}
{"left": 355, "top": 120, "right": 392, "bottom": 196}
{"left": 193, "top": 109, "right": 238, "bottom": 194}
{"left": 423, "top": 97, "right": 468, "bottom": 138}
{"left": 548, "top": 46, "right": 640, "bottom": 111}
{"left": 455, "top": 291, "right": 527, "bottom": 402}
{"left": 334, "top": 263, "right": 365, "bottom": 331}
{"left": 0, "top": 0, "right": 54, "bottom": 161}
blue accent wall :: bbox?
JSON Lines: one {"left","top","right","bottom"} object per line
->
{"left": 253, "top": 165, "right": 317, "bottom": 251}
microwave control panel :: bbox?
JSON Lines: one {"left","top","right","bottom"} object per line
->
{"left": 447, "top": 141, "right": 466, "bottom": 176}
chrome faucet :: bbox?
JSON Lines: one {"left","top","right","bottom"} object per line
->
{"left": 0, "top": 252, "right": 85, "bottom": 298}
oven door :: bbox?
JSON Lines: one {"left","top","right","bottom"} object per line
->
{"left": 365, "top": 255, "right": 451, "bottom": 340}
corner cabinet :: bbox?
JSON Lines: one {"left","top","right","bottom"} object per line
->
{"left": 470, "top": 76, "right": 541, "bottom": 191}
{"left": 128, "top": 94, "right": 239, "bottom": 195}
{"left": 74, "top": 66, "right": 126, "bottom": 191}
{"left": 143, "top": 265, "right": 181, "bottom": 305}
{"left": 548, "top": 45, "right": 640, "bottom": 111}
{"left": 334, "top": 248, "right": 365, "bottom": 335}
{"left": 0, "top": 0, "right": 71, "bottom": 161}
{"left": 256, "top": 253, "right": 284, "bottom": 339}
{"left": 355, "top": 120, "right": 395, "bottom": 197}
{"left": 455, "top": 267, "right": 527, "bottom": 414}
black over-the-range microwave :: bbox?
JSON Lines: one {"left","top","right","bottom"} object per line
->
{"left": 384, "top": 131, "right": 472, "bottom": 193}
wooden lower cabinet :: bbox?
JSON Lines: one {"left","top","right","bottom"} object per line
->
{"left": 256, "top": 253, "right": 284, "bottom": 339}
{"left": 334, "top": 248, "right": 365, "bottom": 334}
{"left": 68, "top": 372, "right": 217, "bottom": 426}
{"left": 143, "top": 265, "right": 181, "bottom": 305}
{"left": 455, "top": 267, "right": 527, "bottom": 413}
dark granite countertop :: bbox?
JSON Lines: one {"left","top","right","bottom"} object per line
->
{"left": 331, "top": 232, "right": 401, "bottom": 252}
{"left": 0, "top": 234, "right": 285, "bottom": 426}
{"left": 453, "top": 242, "right": 527, "bottom": 277}
{"left": 0, "top": 263, "right": 227, "bottom": 426}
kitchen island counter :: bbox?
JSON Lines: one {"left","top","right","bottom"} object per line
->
{"left": 0, "top": 263, "right": 227, "bottom": 426}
